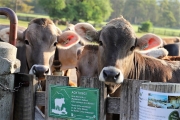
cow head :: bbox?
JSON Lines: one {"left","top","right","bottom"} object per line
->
{"left": 78, "top": 16, "right": 163, "bottom": 93}
{"left": 16, "top": 18, "right": 79, "bottom": 80}
{"left": 54, "top": 22, "right": 96, "bottom": 71}
{"left": 76, "top": 45, "right": 99, "bottom": 85}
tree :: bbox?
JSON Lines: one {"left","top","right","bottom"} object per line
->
{"left": 157, "top": 0, "right": 176, "bottom": 27}
{"left": 0, "top": 0, "right": 14, "bottom": 10}
{"left": 122, "top": 0, "right": 158, "bottom": 24}
{"left": 108, "top": 0, "right": 126, "bottom": 20}
{"left": 16, "top": 0, "right": 34, "bottom": 13}
{"left": 38, "top": 0, "right": 113, "bottom": 23}
{"left": 38, "top": 0, "right": 66, "bottom": 19}
{"left": 168, "top": 0, "right": 180, "bottom": 28}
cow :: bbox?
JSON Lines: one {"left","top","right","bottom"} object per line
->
{"left": 76, "top": 45, "right": 99, "bottom": 86}
{"left": 163, "top": 43, "right": 180, "bottom": 56}
{"left": 78, "top": 16, "right": 180, "bottom": 94}
{"left": 75, "top": 17, "right": 180, "bottom": 119}
{"left": 0, "top": 18, "right": 80, "bottom": 81}
{"left": 162, "top": 37, "right": 180, "bottom": 45}
{"left": 52, "top": 23, "right": 96, "bottom": 85}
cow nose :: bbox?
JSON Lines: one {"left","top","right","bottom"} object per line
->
{"left": 103, "top": 70, "right": 120, "bottom": 81}
{"left": 33, "top": 66, "right": 49, "bottom": 80}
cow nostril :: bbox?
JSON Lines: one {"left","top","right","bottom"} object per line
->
{"left": 103, "top": 69, "right": 120, "bottom": 81}
{"left": 45, "top": 69, "right": 49, "bottom": 74}
{"left": 103, "top": 70, "right": 108, "bottom": 78}
{"left": 114, "top": 73, "right": 120, "bottom": 80}
{"left": 33, "top": 66, "right": 36, "bottom": 74}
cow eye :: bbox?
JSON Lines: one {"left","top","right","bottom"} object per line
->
{"left": 75, "top": 67, "right": 79, "bottom": 72}
{"left": 75, "top": 67, "right": 78, "bottom": 71}
{"left": 99, "top": 41, "right": 103, "bottom": 46}
{"left": 25, "top": 40, "right": 29, "bottom": 45}
{"left": 54, "top": 42, "right": 57, "bottom": 46}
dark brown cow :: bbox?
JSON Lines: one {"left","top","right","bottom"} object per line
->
{"left": 78, "top": 16, "right": 180, "bottom": 95}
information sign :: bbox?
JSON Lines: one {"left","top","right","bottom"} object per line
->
{"left": 49, "top": 85, "right": 99, "bottom": 120}
{"left": 139, "top": 88, "right": 180, "bottom": 120}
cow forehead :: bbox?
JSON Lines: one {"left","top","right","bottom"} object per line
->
{"left": 27, "top": 23, "right": 57, "bottom": 34}
{"left": 26, "top": 24, "right": 57, "bottom": 43}
{"left": 99, "top": 24, "right": 136, "bottom": 47}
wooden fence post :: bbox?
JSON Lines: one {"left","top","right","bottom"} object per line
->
{"left": 119, "top": 79, "right": 150, "bottom": 120}
{"left": 0, "top": 74, "right": 15, "bottom": 120}
{"left": 79, "top": 76, "right": 107, "bottom": 120}
{"left": 13, "top": 73, "right": 36, "bottom": 120}
{"left": 45, "top": 75, "right": 69, "bottom": 120}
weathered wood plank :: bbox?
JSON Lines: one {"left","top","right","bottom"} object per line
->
{"left": 13, "top": 73, "right": 36, "bottom": 120}
{"left": 119, "top": 79, "right": 150, "bottom": 120}
{"left": 79, "top": 76, "right": 107, "bottom": 120}
{"left": 45, "top": 75, "right": 69, "bottom": 120}
{"left": 36, "top": 91, "right": 45, "bottom": 106}
{"left": 106, "top": 97, "right": 120, "bottom": 114}
{"left": 141, "top": 82, "right": 180, "bottom": 93}
{"left": 35, "top": 106, "right": 45, "bottom": 120}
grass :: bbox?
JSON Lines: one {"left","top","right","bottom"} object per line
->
{"left": 16, "top": 13, "right": 49, "bottom": 18}
{"left": 0, "top": 17, "right": 179, "bottom": 38}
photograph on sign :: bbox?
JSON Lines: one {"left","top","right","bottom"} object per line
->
{"left": 139, "top": 89, "right": 180, "bottom": 120}
{"left": 49, "top": 85, "right": 99, "bottom": 120}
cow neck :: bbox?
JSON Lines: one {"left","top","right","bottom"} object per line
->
{"left": 128, "top": 52, "right": 146, "bottom": 80}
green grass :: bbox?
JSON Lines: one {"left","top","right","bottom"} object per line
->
{"left": 16, "top": 13, "right": 49, "bottom": 18}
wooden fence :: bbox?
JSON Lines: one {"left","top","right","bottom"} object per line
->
{"left": 12, "top": 75, "right": 150, "bottom": 120}
{"left": 5, "top": 75, "right": 179, "bottom": 120}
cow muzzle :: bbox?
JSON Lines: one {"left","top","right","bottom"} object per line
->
{"left": 29, "top": 65, "right": 51, "bottom": 80}
{"left": 99, "top": 66, "right": 124, "bottom": 83}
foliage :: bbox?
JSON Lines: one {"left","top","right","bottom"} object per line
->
{"left": 0, "top": 0, "right": 180, "bottom": 28}
{"left": 37, "top": 0, "right": 66, "bottom": 19}
{"left": 37, "top": 0, "right": 113, "bottom": 23}
{"left": 138, "top": 21, "right": 153, "bottom": 32}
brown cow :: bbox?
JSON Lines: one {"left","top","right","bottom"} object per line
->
{"left": 76, "top": 45, "right": 99, "bottom": 86}
{"left": 52, "top": 22, "right": 96, "bottom": 85}
{"left": 162, "top": 37, "right": 180, "bottom": 45}
{"left": 0, "top": 18, "right": 79, "bottom": 80}
{"left": 78, "top": 16, "right": 180, "bottom": 94}
{"left": 76, "top": 17, "right": 180, "bottom": 119}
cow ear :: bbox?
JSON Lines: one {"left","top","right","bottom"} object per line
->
{"left": 0, "top": 27, "right": 10, "bottom": 42}
{"left": 17, "top": 30, "right": 25, "bottom": 41}
{"left": 56, "top": 27, "right": 62, "bottom": 35}
{"left": 0, "top": 27, "right": 24, "bottom": 43}
{"left": 74, "top": 23, "right": 97, "bottom": 42}
{"left": 136, "top": 33, "right": 163, "bottom": 50}
{"left": 57, "top": 31, "right": 80, "bottom": 49}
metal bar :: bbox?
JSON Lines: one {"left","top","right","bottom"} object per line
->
{"left": 0, "top": 7, "right": 18, "bottom": 46}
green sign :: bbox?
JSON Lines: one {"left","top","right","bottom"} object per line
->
{"left": 49, "top": 85, "right": 99, "bottom": 120}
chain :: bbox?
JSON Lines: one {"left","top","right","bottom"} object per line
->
{"left": 37, "top": 80, "right": 42, "bottom": 91}
{"left": 0, "top": 82, "right": 23, "bottom": 92}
